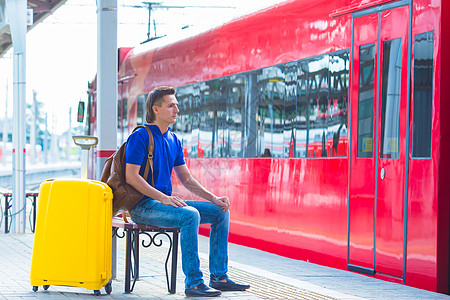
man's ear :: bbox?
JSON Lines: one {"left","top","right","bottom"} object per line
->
{"left": 152, "top": 105, "right": 159, "bottom": 115}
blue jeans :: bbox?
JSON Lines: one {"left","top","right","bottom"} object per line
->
{"left": 129, "top": 198, "right": 230, "bottom": 289}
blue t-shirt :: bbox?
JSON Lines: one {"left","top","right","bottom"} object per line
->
{"left": 125, "top": 124, "right": 185, "bottom": 196}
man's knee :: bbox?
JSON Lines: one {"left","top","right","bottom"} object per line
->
{"left": 181, "top": 206, "right": 201, "bottom": 226}
{"left": 215, "top": 209, "right": 230, "bottom": 225}
{"left": 221, "top": 210, "right": 230, "bottom": 222}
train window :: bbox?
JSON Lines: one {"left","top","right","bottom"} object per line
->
{"left": 123, "top": 98, "right": 128, "bottom": 137}
{"left": 190, "top": 84, "right": 201, "bottom": 158}
{"left": 173, "top": 85, "right": 193, "bottom": 158}
{"left": 244, "top": 72, "right": 259, "bottom": 158}
{"left": 257, "top": 66, "right": 285, "bottom": 158}
{"left": 283, "top": 63, "right": 297, "bottom": 158}
{"left": 412, "top": 31, "right": 434, "bottom": 158}
{"left": 303, "top": 56, "right": 329, "bottom": 158}
{"left": 380, "top": 39, "right": 402, "bottom": 159}
{"left": 328, "top": 52, "right": 349, "bottom": 157}
{"left": 296, "top": 62, "right": 308, "bottom": 158}
{"left": 171, "top": 49, "right": 349, "bottom": 160}
{"left": 199, "top": 83, "right": 214, "bottom": 157}
{"left": 357, "top": 44, "right": 375, "bottom": 158}
{"left": 210, "top": 79, "right": 229, "bottom": 158}
{"left": 137, "top": 94, "right": 147, "bottom": 125}
{"left": 117, "top": 99, "right": 121, "bottom": 131}
{"left": 117, "top": 99, "right": 123, "bottom": 144}
{"left": 228, "top": 75, "right": 246, "bottom": 158}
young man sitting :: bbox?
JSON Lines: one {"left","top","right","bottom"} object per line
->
{"left": 125, "top": 86, "right": 250, "bottom": 297}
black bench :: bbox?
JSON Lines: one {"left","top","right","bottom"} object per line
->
{"left": 1, "top": 191, "right": 39, "bottom": 233}
{"left": 112, "top": 216, "right": 180, "bottom": 294}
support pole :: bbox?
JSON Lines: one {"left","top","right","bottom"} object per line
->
{"left": 2, "top": 79, "right": 7, "bottom": 166}
{"left": 6, "top": 0, "right": 27, "bottom": 233}
{"left": 30, "top": 90, "right": 37, "bottom": 165}
{"left": 96, "top": 0, "right": 118, "bottom": 180}
{"left": 67, "top": 108, "right": 72, "bottom": 161}
{"left": 97, "top": 0, "right": 118, "bottom": 278}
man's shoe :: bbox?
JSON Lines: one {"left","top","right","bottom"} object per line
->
{"left": 185, "top": 283, "right": 222, "bottom": 297}
{"left": 210, "top": 278, "right": 250, "bottom": 291}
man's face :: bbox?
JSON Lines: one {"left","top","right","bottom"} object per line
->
{"left": 154, "top": 94, "right": 179, "bottom": 125}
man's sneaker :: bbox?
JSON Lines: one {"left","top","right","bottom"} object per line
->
{"left": 210, "top": 278, "right": 250, "bottom": 291}
{"left": 185, "top": 283, "right": 222, "bottom": 297}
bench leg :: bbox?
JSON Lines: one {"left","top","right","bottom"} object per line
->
{"left": 130, "top": 230, "right": 140, "bottom": 293}
{"left": 169, "top": 231, "right": 179, "bottom": 294}
{"left": 25, "top": 194, "right": 37, "bottom": 233}
{"left": 111, "top": 234, "right": 117, "bottom": 280}
{"left": 125, "top": 229, "right": 132, "bottom": 293}
{"left": 134, "top": 231, "right": 139, "bottom": 281}
{"left": 32, "top": 195, "right": 37, "bottom": 233}
{"left": 4, "top": 195, "right": 10, "bottom": 234}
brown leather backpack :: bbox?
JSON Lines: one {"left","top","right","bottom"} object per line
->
{"left": 100, "top": 126, "right": 154, "bottom": 216}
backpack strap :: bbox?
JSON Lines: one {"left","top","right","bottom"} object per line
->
{"left": 123, "top": 125, "right": 155, "bottom": 223}
{"left": 131, "top": 125, "right": 154, "bottom": 187}
{"left": 142, "top": 126, "right": 155, "bottom": 188}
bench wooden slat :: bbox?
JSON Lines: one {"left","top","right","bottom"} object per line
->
{"left": 112, "top": 216, "right": 179, "bottom": 231}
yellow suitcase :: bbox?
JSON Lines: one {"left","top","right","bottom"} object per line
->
{"left": 30, "top": 178, "right": 113, "bottom": 296}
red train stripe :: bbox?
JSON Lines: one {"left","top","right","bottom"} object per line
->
{"left": 97, "top": 150, "right": 115, "bottom": 158}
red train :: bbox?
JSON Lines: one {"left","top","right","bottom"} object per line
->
{"left": 86, "top": 0, "right": 450, "bottom": 294}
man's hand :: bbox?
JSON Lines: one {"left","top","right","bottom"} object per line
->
{"left": 211, "top": 196, "right": 230, "bottom": 212}
{"left": 161, "top": 195, "right": 187, "bottom": 208}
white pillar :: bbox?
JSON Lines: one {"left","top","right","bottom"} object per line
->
{"left": 67, "top": 107, "right": 71, "bottom": 161}
{"left": 50, "top": 116, "right": 57, "bottom": 163}
{"left": 96, "top": 0, "right": 118, "bottom": 180}
{"left": 97, "top": 0, "right": 118, "bottom": 280}
{"left": 30, "top": 90, "right": 37, "bottom": 165}
{"left": 2, "top": 79, "right": 8, "bottom": 166}
{"left": 6, "top": 0, "right": 27, "bottom": 233}
{"left": 44, "top": 112, "right": 48, "bottom": 164}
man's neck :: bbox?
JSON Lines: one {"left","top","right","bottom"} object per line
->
{"left": 150, "top": 121, "right": 170, "bottom": 134}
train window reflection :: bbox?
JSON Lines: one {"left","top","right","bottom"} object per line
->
{"left": 283, "top": 64, "right": 297, "bottom": 158}
{"left": 173, "top": 49, "right": 349, "bottom": 159}
{"left": 199, "top": 83, "right": 213, "bottom": 157}
{"left": 123, "top": 98, "right": 128, "bottom": 139}
{"left": 209, "top": 79, "right": 228, "bottom": 158}
{"left": 357, "top": 44, "right": 375, "bottom": 158}
{"left": 296, "top": 63, "right": 308, "bottom": 158}
{"left": 173, "top": 85, "right": 192, "bottom": 158}
{"left": 191, "top": 84, "right": 201, "bottom": 157}
{"left": 328, "top": 52, "right": 349, "bottom": 157}
{"left": 303, "top": 56, "right": 329, "bottom": 157}
{"left": 380, "top": 39, "right": 402, "bottom": 159}
{"left": 117, "top": 99, "right": 125, "bottom": 144}
{"left": 137, "top": 94, "right": 146, "bottom": 125}
{"left": 412, "top": 31, "right": 434, "bottom": 158}
{"left": 228, "top": 75, "right": 246, "bottom": 158}
{"left": 257, "top": 66, "right": 285, "bottom": 158}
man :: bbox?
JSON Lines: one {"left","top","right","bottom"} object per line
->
{"left": 125, "top": 86, "right": 250, "bottom": 297}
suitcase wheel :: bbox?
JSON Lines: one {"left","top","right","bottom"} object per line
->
{"left": 32, "top": 286, "right": 38, "bottom": 292}
{"left": 43, "top": 285, "right": 50, "bottom": 290}
{"left": 105, "top": 282, "right": 112, "bottom": 294}
{"left": 94, "top": 290, "right": 101, "bottom": 296}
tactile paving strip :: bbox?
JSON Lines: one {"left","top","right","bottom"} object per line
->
{"left": 118, "top": 237, "right": 337, "bottom": 300}
{"left": 221, "top": 266, "right": 337, "bottom": 300}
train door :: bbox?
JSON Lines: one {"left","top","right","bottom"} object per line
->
{"left": 348, "top": 3, "right": 410, "bottom": 281}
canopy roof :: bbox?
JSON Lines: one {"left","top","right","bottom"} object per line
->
{"left": 0, "top": 0, "right": 67, "bottom": 57}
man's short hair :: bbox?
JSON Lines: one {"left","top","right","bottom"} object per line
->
{"left": 145, "top": 86, "right": 176, "bottom": 123}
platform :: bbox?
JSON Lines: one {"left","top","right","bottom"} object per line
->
{"left": 1, "top": 232, "right": 449, "bottom": 300}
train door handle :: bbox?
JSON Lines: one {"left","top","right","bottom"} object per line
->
{"left": 380, "top": 168, "right": 385, "bottom": 179}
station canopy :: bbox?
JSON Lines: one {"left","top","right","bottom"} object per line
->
{"left": 0, "top": 0, "right": 67, "bottom": 58}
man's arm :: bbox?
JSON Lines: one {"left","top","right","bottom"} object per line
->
{"left": 174, "top": 164, "right": 230, "bottom": 211}
{"left": 125, "top": 163, "right": 187, "bottom": 208}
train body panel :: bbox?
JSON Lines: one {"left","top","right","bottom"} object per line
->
{"left": 87, "top": 0, "right": 450, "bottom": 294}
